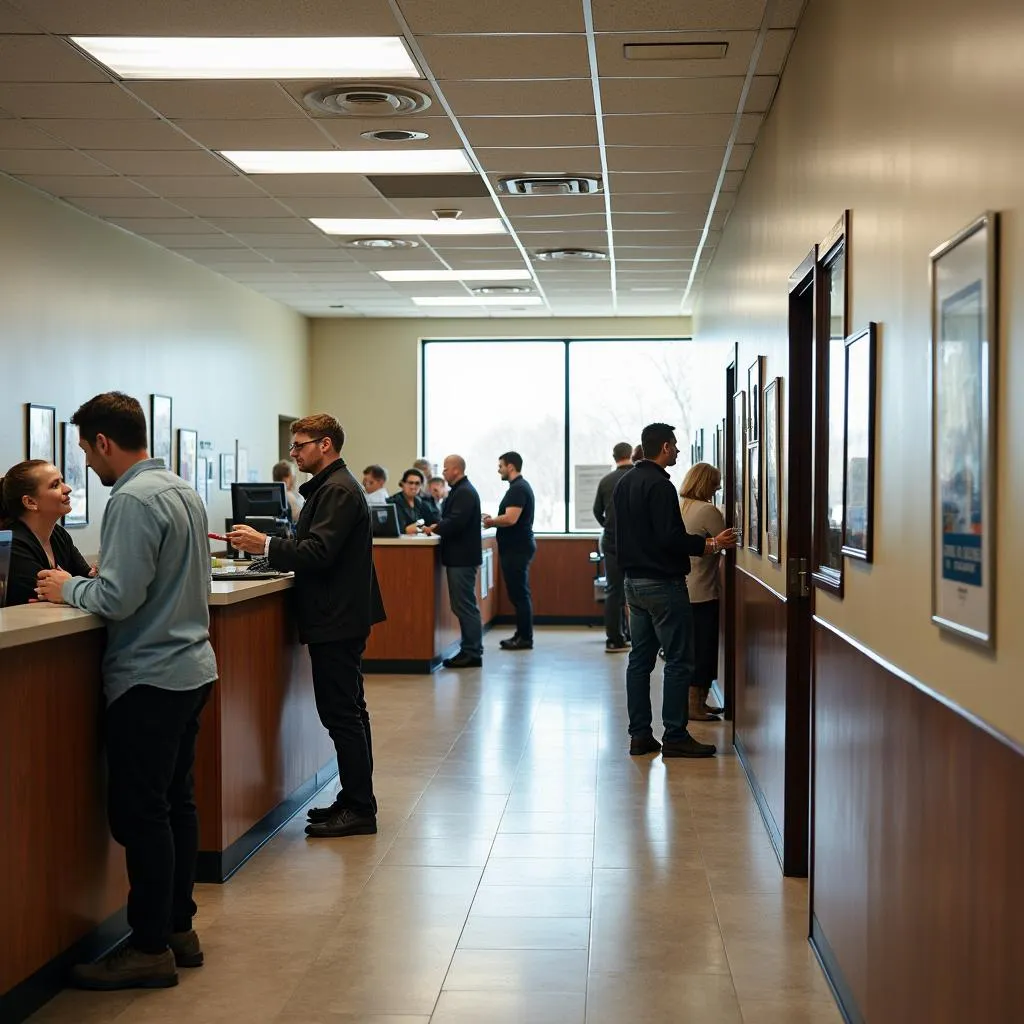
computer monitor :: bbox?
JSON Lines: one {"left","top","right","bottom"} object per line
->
{"left": 370, "top": 503, "right": 400, "bottom": 538}
{"left": 0, "top": 529, "right": 12, "bottom": 608}
{"left": 231, "top": 482, "right": 288, "bottom": 522}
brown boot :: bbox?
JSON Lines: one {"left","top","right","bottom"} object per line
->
{"left": 701, "top": 686, "right": 725, "bottom": 716}
{"left": 689, "top": 687, "right": 720, "bottom": 722}
{"left": 168, "top": 929, "right": 204, "bottom": 968}
{"left": 71, "top": 945, "right": 178, "bottom": 990}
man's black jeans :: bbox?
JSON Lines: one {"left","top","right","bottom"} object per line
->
{"left": 105, "top": 682, "right": 213, "bottom": 954}
{"left": 500, "top": 549, "right": 535, "bottom": 643}
{"left": 603, "top": 548, "right": 628, "bottom": 645}
{"left": 307, "top": 636, "right": 377, "bottom": 817}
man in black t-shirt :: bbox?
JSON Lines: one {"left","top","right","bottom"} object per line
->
{"left": 484, "top": 451, "right": 536, "bottom": 650}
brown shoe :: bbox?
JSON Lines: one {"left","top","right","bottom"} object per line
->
{"left": 168, "top": 929, "right": 204, "bottom": 968}
{"left": 662, "top": 733, "right": 717, "bottom": 758}
{"left": 71, "top": 945, "right": 178, "bottom": 990}
{"left": 689, "top": 687, "right": 721, "bottom": 722}
{"left": 629, "top": 731, "right": 662, "bottom": 756}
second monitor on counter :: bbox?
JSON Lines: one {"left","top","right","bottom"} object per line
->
{"left": 231, "top": 482, "right": 291, "bottom": 538}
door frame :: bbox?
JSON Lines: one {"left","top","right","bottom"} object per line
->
{"left": 722, "top": 347, "right": 739, "bottom": 721}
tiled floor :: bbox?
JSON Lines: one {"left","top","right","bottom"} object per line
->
{"left": 32, "top": 627, "right": 842, "bottom": 1024}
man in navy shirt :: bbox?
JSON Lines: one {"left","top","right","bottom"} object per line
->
{"left": 484, "top": 451, "right": 536, "bottom": 650}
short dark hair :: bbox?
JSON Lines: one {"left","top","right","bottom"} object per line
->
{"left": 290, "top": 413, "right": 344, "bottom": 452}
{"left": 499, "top": 451, "right": 523, "bottom": 472}
{"left": 632, "top": 444, "right": 644, "bottom": 463}
{"left": 402, "top": 468, "right": 425, "bottom": 484}
{"left": 612, "top": 442, "right": 633, "bottom": 462}
{"left": 272, "top": 460, "right": 294, "bottom": 482}
{"left": 71, "top": 392, "right": 148, "bottom": 450}
{"left": 363, "top": 464, "right": 387, "bottom": 482}
{"left": 428, "top": 475, "right": 445, "bottom": 487}
{"left": 640, "top": 422, "right": 676, "bottom": 459}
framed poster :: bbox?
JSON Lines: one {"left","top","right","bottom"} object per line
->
{"left": 732, "top": 391, "right": 745, "bottom": 547}
{"left": 842, "top": 324, "right": 877, "bottom": 561}
{"left": 61, "top": 421, "right": 88, "bottom": 528}
{"left": 219, "top": 452, "right": 236, "bottom": 491}
{"left": 196, "top": 455, "right": 209, "bottom": 506}
{"left": 764, "top": 379, "right": 782, "bottom": 563}
{"left": 177, "top": 429, "right": 198, "bottom": 491}
{"left": 931, "top": 212, "right": 998, "bottom": 647}
{"left": 150, "top": 394, "right": 172, "bottom": 471}
{"left": 26, "top": 404, "right": 56, "bottom": 462}
{"left": 746, "top": 444, "right": 761, "bottom": 554}
{"left": 747, "top": 356, "right": 765, "bottom": 442}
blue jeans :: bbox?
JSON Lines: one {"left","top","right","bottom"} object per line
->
{"left": 624, "top": 577, "right": 695, "bottom": 742}
{"left": 500, "top": 549, "right": 534, "bottom": 642}
{"left": 447, "top": 565, "right": 483, "bottom": 658}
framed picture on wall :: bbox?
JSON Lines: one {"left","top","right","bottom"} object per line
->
{"left": 196, "top": 455, "right": 209, "bottom": 506}
{"left": 747, "top": 444, "right": 761, "bottom": 554}
{"left": 842, "top": 324, "right": 878, "bottom": 562}
{"left": 26, "top": 404, "right": 56, "bottom": 462}
{"left": 764, "top": 379, "right": 782, "bottom": 563}
{"left": 732, "top": 391, "right": 745, "bottom": 548}
{"left": 177, "top": 429, "right": 198, "bottom": 491}
{"left": 61, "top": 422, "right": 88, "bottom": 528}
{"left": 235, "top": 442, "right": 249, "bottom": 485}
{"left": 747, "top": 356, "right": 765, "bottom": 442}
{"left": 150, "top": 394, "right": 172, "bottom": 471}
{"left": 930, "top": 212, "right": 998, "bottom": 647}
{"left": 219, "top": 452, "right": 236, "bottom": 491}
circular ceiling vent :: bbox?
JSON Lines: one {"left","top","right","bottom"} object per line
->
{"left": 471, "top": 285, "right": 534, "bottom": 295}
{"left": 304, "top": 84, "right": 432, "bottom": 117}
{"left": 360, "top": 129, "right": 430, "bottom": 142}
{"left": 534, "top": 248, "right": 608, "bottom": 262}
{"left": 341, "top": 237, "right": 420, "bottom": 249}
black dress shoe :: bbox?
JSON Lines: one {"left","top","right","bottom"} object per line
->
{"left": 661, "top": 733, "right": 716, "bottom": 758}
{"left": 629, "top": 731, "right": 662, "bottom": 756}
{"left": 305, "top": 807, "right": 378, "bottom": 838}
{"left": 499, "top": 636, "right": 533, "bottom": 650}
{"left": 442, "top": 651, "right": 483, "bottom": 668}
{"left": 307, "top": 795, "right": 343, "bottom": 824}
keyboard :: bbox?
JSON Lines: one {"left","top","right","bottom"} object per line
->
{"left": 211, "top": 557, "right": 289, "bottom": 581}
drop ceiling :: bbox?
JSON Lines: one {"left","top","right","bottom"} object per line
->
{"left": 0, "top": 0, "right": 806, "bottom": 318}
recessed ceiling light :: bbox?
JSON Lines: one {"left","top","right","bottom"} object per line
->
{"left": 412, "top": 296, "right": 544, "bottom": 307}
{"left": 70, "top": 37, "right": 420, "bottom": 79}
{"left": 471, "top": 285, "right": 534, "bottom": 295}
{"left": 375, "top": 269, "right": 531, "bottom": 282}
{"left": 313, "top": 218, "right": 507, "bottom": 236}
{"left": 534, "top": 249, "right": 608, "bottom": 261}
{"left": 342, "top": 238, "right": 420, "bottom": 249}
{"left": 360, "top": 129, "right": 430, "bottom": 142}
{"left": 220, "top": 150, "right": 471, "bottom": 175}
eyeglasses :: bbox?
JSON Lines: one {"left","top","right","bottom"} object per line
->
{"left": 288, "top": 437, "right": 325, "bottom": 452}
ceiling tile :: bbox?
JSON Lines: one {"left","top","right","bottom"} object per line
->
{"left": 500, "top": 195, "right": 606, "bottom": 217}
{"left": 244, "top": 235, "right": 338, "bottom": 249}
{"left": 0, "top": 34, "right": 110, "bottom": 82}
{"left": 128, "top": 81, "right": 305, "bottom": 120}
{"left": 421, "top": 35, "right": 590, "bottom": 80}
{"left": 84, "top": 149, "right": 235, "bottom": 175}
{"left": 0, "top": 120, "right": 66, "bottom": 148}
{"left": 0, "top": 83, "right": 152, "bottom": 118}
{"left": 171, "top": 196, "right": 295, "bottom": 218}
{"left": 441, "top": 79, "right": 595, "bottom": 117}
{"left": 206, "top": 217, "right": 321, "bottom": 234}
{"left": 130, "top": 175, "right": 265, "bottom": 198}
{"left": 461, "top": 115, "right": 598, "bottom": 149}
{"left": 135, "top": 233, "right": 241, "bottom": 248}
{"left": 614, "top": 230, "right": 706, "bottom": 244}
{"left": 16, "top": 173, "right": 150, "bottom": 197}
{"left": 0, "top": 148, "right": 111, "bottom": 174}
{"left": 603, "top": 112, "right": 761, "bottom": 148}
{"left": 772, "top": 0, "right": 807, "bottom": 29}
{"left": 26, "top": 118, "right": 197, "bottom": 150}
{"left": 275, "top": 196, "right": 396, "bottom": 219}
{"left": 612, "top": 192, "right": 720, "bottom": 214}
{"left": 592, "top": 0, "right": 767, "bottom": 32}
{"left": 477, "top": 146, "right": 600, "bottom": 174}
{"left": 65, "top": 196, "right": 192, "bottom": 218}
{"left": 601, "top": 75, "right": 777, "bottom": 115}
{"left": 605, "top": 144, "right": 752, "bottom": 173}
{"left": 317, "top": 116, "right": 462, "bottom": 149}
{"left": 416, "top": 234, "right": 519, "bottom": 249}
{"left": 0, "top": 5, "right": 38, "bottom": 32}
{"left": 610, "top": 169, "right": 742, "bottom": 193}
{"left": 253, "top": 174, "right": 384, "bottom": 198}
{"left": 170, "top": 118, "right": 334, "bottom": 150}
{"left": 170, "top": 250, "right": 270, "bottom": 264}
{"left": 513, "top": 213, "right": 607, "bottom": 232}
{"left": 400, "top": 0, "right": 584, "bottom": 33}
{"left": 20, "top": 0, "right": 401, "bottom": 34}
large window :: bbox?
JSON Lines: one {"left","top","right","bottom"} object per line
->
{"left": 422, "top": 338, "right": 730, "bottom": 533}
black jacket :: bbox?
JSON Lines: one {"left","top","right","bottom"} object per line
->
{"left": 5, "top": 519, "right": 92, "bottom": 607}
{"left": 267, "top": 459, "right": 385, "bottom": 644}
{"left": 593, "top": 464, "right": 633, "bottom": 553}
{"left": 387, "top": 492, "right": 439, "bottom": 534}
{"left": 612, "top": 460, "right": 705, "bottom": 579}
{"left": 433, "top": 476, "right": 482, "bottom": 567}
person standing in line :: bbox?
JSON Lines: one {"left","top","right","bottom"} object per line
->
{"left": 228, "top": 415, "right": 385, "bottom": 839}
{"left": 613, "top": 422, "right": 737, "bottom": 758}
{"left": 680, "top": 463, "right": 727, "bottom": 722}
{"left": 484, "top": 451, "right": 536, "bottom": 651}
{"left": 424, "top": 455, "right": 483, "bottom": 668}
{"left": 361, "top": 464, "right": 389, "bottom": 505}
{"left": 592, "top": 441, "right": 636, "bottom": 654}
{"left": 35, "top": 392, "right": 217, "bottom": 990}
{"left": 414, "top": 458, "right": 440, "bottom": 519}
{"left": 272, "top": 459, "right": 305, "bottom": 525}
{"left": 427, "top": 475, "right": 449, "bottom": 512}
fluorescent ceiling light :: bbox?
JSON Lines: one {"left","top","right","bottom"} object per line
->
{"left": 70, "top": 36, "right": 420, "bottom": 79}
{"left": 312, "top": 218, "right": 507, "bottom": 236}
{"left": 376, "top": 269, "right": 531, "bottom": 282}
{"left": 412, "top": 296, "right": 544, "bottom": 307}
{"left": 221, "top": 150, "right": 472, "bottom": 175}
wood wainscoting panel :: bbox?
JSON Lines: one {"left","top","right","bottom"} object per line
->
{"left": 0, "top": 631, "right": 126, "bottom": 995}
{"left": 496, "top": 536, "right": 600, "bottom": 620}
{"left": 366, "top": 544, "right": 438, "bottom": 661}
{"left": 734, "top": 568, "right": 807, "bottom": 874}
{"left": 812, "top": 619, "right": 1024, "bottom": 1022}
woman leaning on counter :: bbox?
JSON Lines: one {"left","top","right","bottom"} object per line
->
{"left": 0, "top": 459, "right": 93, "bottom": 605}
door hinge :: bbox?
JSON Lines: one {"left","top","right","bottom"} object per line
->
{"left": 788, "top": 557, "right": 810, "bottom": 599}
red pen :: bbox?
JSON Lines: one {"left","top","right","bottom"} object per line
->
{"left": 208, "top": 532, "right": 229, "bottom": 541}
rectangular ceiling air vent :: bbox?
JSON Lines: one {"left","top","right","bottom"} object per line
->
{"left": 623, "top": 42, "right": 728, "bottom": 61}
{"left": 499, "top": 176, "right": 603, "bottom": 196}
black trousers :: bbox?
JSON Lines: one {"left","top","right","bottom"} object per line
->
{"left": 307, "top": 636, "right": 376, "bottom": 817}
{"left": 690, "top": 599, "right": 721, "bottom": 688}
{"left": 603, "top": 549, "right": 628, "bottom": 644}
{"left": 105, "top": 682, "right": 213, "bottom": 954}
{"left": 500, "top": 549, "right": 535, "bottom": 642}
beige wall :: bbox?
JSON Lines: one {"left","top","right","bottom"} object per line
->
{"left": 309, "top": 316, "right": 694, "bottom": 485}
{"left": 695, "top": 0, "right": 1024, "bottom": 741}
{"left": 0, "top": 174, "right": 309, "bottom": 554}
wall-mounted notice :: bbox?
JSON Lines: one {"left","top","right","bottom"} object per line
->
{"left": 574, "top": 464, "right": 611, "bottom": 531}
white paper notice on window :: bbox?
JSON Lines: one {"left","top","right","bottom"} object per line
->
{"left": 574, "top": 465, "right": 611, "bottom": 532}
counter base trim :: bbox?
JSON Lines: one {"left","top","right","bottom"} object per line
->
{"left": 810, "top": 914, "right": 861, "bottom": 1024}
{"left": 196, "top": 761, "right": 337, "bottom": 883}
{"left": 0, "top": 907, "right": 129, "bottom": 1024}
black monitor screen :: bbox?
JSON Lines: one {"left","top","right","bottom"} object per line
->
{"left": 231, "top": 482, "right": 288, "bottom": 522}
{"left": 370, "top": 503, "right": 400, "bottom": 538}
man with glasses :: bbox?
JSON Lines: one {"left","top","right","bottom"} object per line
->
{"left": 228, "top": 415, "right": 385, "bottom": 838}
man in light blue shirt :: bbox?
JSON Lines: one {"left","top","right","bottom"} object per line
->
{"left": 37, "top": 392, "right": 216, "bottom": 992}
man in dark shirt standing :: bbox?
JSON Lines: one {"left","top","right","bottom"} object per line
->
{"left": 593, "top": 441, "right": 635, "bottom": 654}
{"left": 425, "top": 455, "right": 483, "bottom": 668}
{"left": 614, "top": 423, "right": 736, "bottom": 758}
{"left": 484, "top": 451, "right": 536, "bottom": 651}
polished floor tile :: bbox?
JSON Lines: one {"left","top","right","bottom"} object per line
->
{"left": 29, "top": 628, "right": 839, "bottom": 1024}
